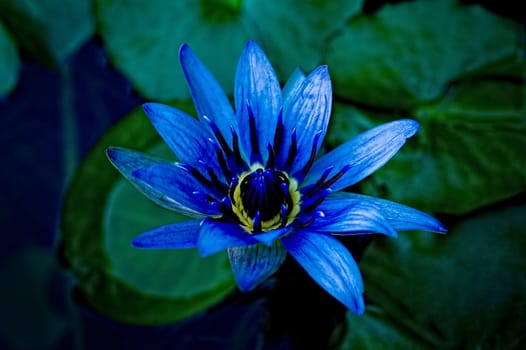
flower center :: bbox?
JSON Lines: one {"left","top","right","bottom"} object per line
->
{"left": 230, "top": 165, "right": 301, "bottom": 233}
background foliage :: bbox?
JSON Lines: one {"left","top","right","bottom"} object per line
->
{"left": 0, "top": 0, "right": 524, "bottom": 349}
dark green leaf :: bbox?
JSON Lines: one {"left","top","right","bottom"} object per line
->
{"left": 325, "top": 102, "right": 380, "bottom": 148}
{"left": 359, "top": 204, "right": 526, "bottom": 348}
{"left": 359, "top": 79, "right": 526, "bottom": 214}
{"left": 95, "top": 0, "right": 252, "bottom": 100}
{"left": 337, "top": 306, "right": 430, "bottom": 350}
{"left": 245, "top": 0, "right": 363, "bottom": 78}
{"left": 0, "top": 20, "right": 19, "bottom": 96}
{"left": 418, "top": 78, "right": 526, "bottom": 123}
{"left": 59, "top": 106, "right": 236, "bottom": 325}
{"left": 104, "top": 172, "right": 234, "bottom": 298}
{"left": 326, "top": 0, "right": 523, "bottom": 109}
{"left": 0, "top": 0, "right": 94, "bottom": 65}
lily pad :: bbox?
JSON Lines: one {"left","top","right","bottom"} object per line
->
{"left": 245, "top": 0, "right": 363, "bottom": 78}
{"left": 59, "top": 106, "right": 236, "bottom": 325}
{"left": 0, "top": 21, "right": 19, "bottom": 96}
{"left": 360, "top": 78, "right": 526, "bottom": 214}
{"left": 358, "top": 204, "right": 526, "bottom": 349}
{"left": 326, "top": 0, "right": 523, "bottom": 109}
{"left": 0, "top": 0, "right": 94, "bottom": 65}
{"left": 337, "top": 306, "right": 430, "bottom": 350}
{"left": 95, "top": 0, "right": 252, "bottom": 100}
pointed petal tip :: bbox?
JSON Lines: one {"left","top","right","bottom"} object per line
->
{"left": 179, "top": 42, "right": 190, "bottom": 54}
{"left": 352, "top": 296, "right": 366, "bottom": 315}
{"left": 244, "top": 39, "right": 258, "bottom": 50}
{"left": 311, "top": 65, "right": 331, "bottom": 86}
{"left": 178, "top": 43, "right": 195, "bottom": 65}
{"left": 130, "top": 237, "right": 145, "bottom": 248}
{"left": 236, "top": 280, "right": 255, "bottom": 293}
{"left": 105, "top": 147, "right": 121, "bottom": 169}
{"left": 130, "top": 236, "right": 180, "bottom": 250}
{"left": 241, "top": 40, "right": 266, "bottom": 59}
{"left": 421, "top": 213, "right": 448, "bottom": 234}
{"left": 402, "top": 119, "right": 419, "bottom": 137}
{"left": 282, "top": 232, "right": 366, "bottom": 315}
{"left": 316, "top": 64, "right": 329, "bottom": 75}
{"left": 105, "top": 146, "right": 129, "bottom": 165}
{"left": 142, "top": 102, "right": 160, "bottom": 119}
{"left": 435, "top": 222, "right": 448, "bottom": 234}
{"left": 385, "top": 229, "right": 398, "bottom": 238}
{"left": 130, "top": 234, "right": 155, "bottom": 249}
{"left": 142, "top": 102, "right": 152, "bottom": 110}
{"left": 105, "top": 146, "right": 116, "bottom": 159}
{"left": 142, "top": 102, "right": 165, "bottom": 116}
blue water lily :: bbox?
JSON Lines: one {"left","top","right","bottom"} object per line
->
{"left": 107, "top": 40, "right": 446, "bottom": 315}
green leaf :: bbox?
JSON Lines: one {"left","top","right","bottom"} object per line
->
{"left": 336, "top": 306, "right": 430, "bottom": 350}
{"left": 358, "top": 78, "right": 526, "bottom": 214}
{"left": 95, "top": 0, "right": 252, "bottom": 100}
{"left": 245, "top": 0, "right": 363, "bottom": 78}
{"left": 104, "top": 173, "right": 233, "bottom": 298}
{"left": 59, "top": 106, "right": 236, "bottom": 325}
{"left": 359, "top": 204, "right": 526, "bottom": 349}
{"left": 326, "top": 0, "right": 523, "bottom": 109}
{"left": 418, "top": 78, "right": 526, "bottom": 123}
{"left": 0, "top": 20, "right": 19, "bottom": 96}
{"left": 325, "top": 102, "right": 381, "bottom": 149}
{"left": 0, "top": 247, "right": 71, "bottom": 349}
{"left": 0, "top": 0, "right": 94, "bottom": 65}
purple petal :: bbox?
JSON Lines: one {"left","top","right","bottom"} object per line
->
{"left": 234, "top": 40, "right": 282, "bottom": 163}
{"left": 131, "top": 220, "right": 201, "bottom": 249}
{"left": 228, "top": 242, "right": 287, "bottom": 292}
{"left": 179, "top": 44, "right": 237, "bottom": 146}
{"left": 281, "top": 231, "right": 365, "bottom": 314}
{"left": 198, "top": 219, "right": 257, "bottom": 257}
{"left": 306, "top": 119, "right": 419, "bottom": 191}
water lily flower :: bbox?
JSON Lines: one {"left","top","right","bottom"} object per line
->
{"left": 107, "top": 40, "right": 446, "bottom": 315}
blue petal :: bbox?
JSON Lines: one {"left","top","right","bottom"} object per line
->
{"left": 251, "top": 227, "right": 291, "bottom": 246}
{"left": 281, "top": 66, "right": 332, "bottom": 174}
{"left": 142, "top": 103, "right": 223, "bottom": 179}
{"left": 281, "top": 231, "right": 365, "bottom": 314}
{"left": 234, "top": 40, "right": 282, "bottom": 163}
{"left": 107, "top": 147, "right": 199, "bottom": 214}
{"left": 309, "top": 198, "right": 397, "bottom": 237}
{"left": 282, "top": 68, "right": 306, "bottom": 106}
{"left": 179, "top": 44, "right": 237, "bottom": 146}
{"left": 131, "top": 220, "right": 201, "bottom": 249}
{"left": 197, "top": 219, "right": 257, "bottom": 257}
{"left": 306, "top": 119, "right": 419, "bottom": 191}
{"left": 228, "top": 241, "right": 287, "bottom": 292}
{"left": 328, "top": 193, "right": 447, "bottom": 233}
{"left": 133, "top": 163, "right": 222, "bottom": 217}
{"left": 107, "top": 146, "right": 166, "bottom": 175}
